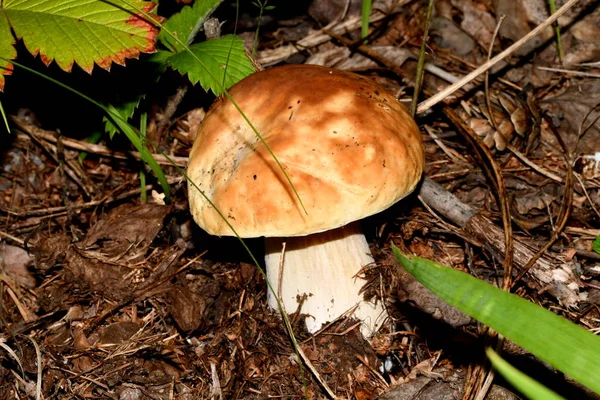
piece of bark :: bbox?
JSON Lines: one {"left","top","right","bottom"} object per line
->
{"left": 418, "top": 177, "right": 582, "bottom": 307}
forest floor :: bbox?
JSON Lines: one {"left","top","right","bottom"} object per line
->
{"left": 1, "top": 0, "right": 600, "bottom": 399}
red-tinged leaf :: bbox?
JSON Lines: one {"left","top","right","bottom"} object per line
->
{"left": 0, "top": 11, "right": 16, "bottom": 91}
{"left": 3, "top": 0, "right": 161, "bottom": 74}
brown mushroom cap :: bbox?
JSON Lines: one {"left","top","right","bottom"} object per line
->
{"left": 188, "top": 64, "right": 424, "bottom": 237}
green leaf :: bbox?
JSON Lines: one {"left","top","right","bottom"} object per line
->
{"left": 78, "top": 131, "right": 103, "bottom": 163}
{"left": 361, "top": 0, "right": 372, "bottom": 39}
{"left": 0, "top": 11, "right": 16, "bottom": 91}
{"left": 2, "top": 0, "right": 160, "bottom": 74}
{"left": 392, "top": 246, "right": 600, "bottom": 395}
{"left": 104, "top": 98, "right": 141, "bottom": 137}
{"left": 105, "top": 106, "right": 170, "bottom": 202}
{"left": 593, "top": 236, "right": 600, "bottom": 254}
{"left": 165, "top": 35, "right": 255, "bottom": 95}
{"left": 158, "top": 0, "right": 223, "bottom": 52}
{"left": 486, "top": 348, "right": 565, "bottom": 400}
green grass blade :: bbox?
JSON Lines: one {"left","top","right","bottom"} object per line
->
{"left": 547, "top": 0, "right": 563, "bottom": 63}
{"left": 2, "top": 58, "right": 171, "bottom": 202}
{"left": 361, "top": 0, "right": 372, "bottom": 40}
{"left": 486, "top": 348, "right": 565, "bottom": 400}
{"left": 0, "top": 100, "right": 9, "bottom": 133}
{"left": 105, "top": 106, "right": 170, "bottom": 202}
{"left": 392, "top": 246, "right": 600, "bottom": 394}
{"left": 77, "top": 131, "right": 103, "bottom": 163}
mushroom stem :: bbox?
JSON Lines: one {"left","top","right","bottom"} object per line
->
{"left": 264, "top": 222, "right": 387, "bottom": 336}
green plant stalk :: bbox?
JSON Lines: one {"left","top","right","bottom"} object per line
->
{"left": 410, "top": 0, "right": 434, "bottom": 116}
{"left": 139, "top": 112, "right": 148, "bottom": 203}
{"left": 121, "top": 0, "right": 307, "bottom": 215}
{"left": 252, "top": 0, "right": 266, "bottom": 56}
{"left": 393, "top": 247, "right": 600, "bottom": 395}
{"left": 547, "top": 0, "right": 563, "bottom": 63}
{"left": 3, "top": 58, "right": 172, "bottom": 203}
{"left": 77, "top": 131, "right": 102, "bottom": 163}
{"left": 486, "top": 348, "right": 565, "bottom": 400}
{"left": 0, "top": 100, "right": 9, "bottom": 133}
{"left": 361, "top": 0, "right": 372, "bottom": 41}
{"left": 221, "top": 0, "right": 240, "bottom": 97}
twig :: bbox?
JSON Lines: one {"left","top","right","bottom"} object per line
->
{"left": 506, "top": 144, "right": 563, "bottom": 183}
{"left": 417, "top": 0, "right": 580, "bottom": 114}
{"left": 419, "top": 177, "right": 580, "bottom": 306}
{"left": 257, "top": 13, "right": 386, "bottom": 66}
{"left": 11, "top": 116, "right": 188, "bottom": 167}
{"left": 536, "top": 66, "right": 600, "bottom": 79}
{"left": 1, "top": 178, "right": 181, "bottom": 219}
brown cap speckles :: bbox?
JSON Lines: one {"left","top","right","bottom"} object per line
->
{"left": 187, "top": 64, "right": 424, "bottom": 237}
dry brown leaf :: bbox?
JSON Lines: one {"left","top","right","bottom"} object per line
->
{"left": 452, "top": 0, "right": 496, "bottom": 48}
{"left": 541, "top": 80, "right": 600, "bottom": 153}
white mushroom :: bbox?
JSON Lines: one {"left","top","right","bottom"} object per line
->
{"left": 187, "top": 64, "right": 424, "bottom": 336}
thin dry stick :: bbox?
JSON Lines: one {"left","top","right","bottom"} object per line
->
{"left": 11, "top": 117, "right": 188, "bottom": 167}
{"left": 574, "top": 172, "right": 600, "bottom": 220}
{"left": 257, "top": 13, "right": 385, "bottom": 65}
{"left": 506, "top": 144, "right": 563, "bottom": 183}
{"left": 417, "top": 0, "right": 580, "bottom": 114}
{"left": 210, "top": 362, "right": 224, "bottom": 400}
{"left": 1, "top": 178, "right": 181, "bottom": 218}
{"left": 277, "top": 242, "right": 287, "bottom": 310}
{"left": 0, "top": 231, "right": 24, "bottom": 245}
{"left": 423, "top": 125, "right": 468, "bottom": 164}
{"left": 536, "top": 66, "right": 600, "bottom": 78}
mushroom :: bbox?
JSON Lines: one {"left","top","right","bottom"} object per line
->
{"left": 187, "top": 64, "right": 424, "bottom": 336}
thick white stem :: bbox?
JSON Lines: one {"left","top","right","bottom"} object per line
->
{"left": 264, "top": 222, "right": 387, "bottom": 337}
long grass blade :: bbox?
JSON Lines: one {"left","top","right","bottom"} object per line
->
{"left": 486, "top": 348, "right": 565, "bottom": 400}
{"left": 393, "top": 246, "right": 600, "bottom": 394}
{"left": 2, "top": 58, "right": 171, "bottom": 202}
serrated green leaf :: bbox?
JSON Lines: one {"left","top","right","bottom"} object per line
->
{"left": 104, "top": 98, "right": 141, "bottom": 137}
{"left": 148, "top": 50, "right": 173, "bottom": 67}
{"left": 158, "top": 0, "right": 222, "bottom": 52}
{"left": 486, "top": 349, "right": 565, "bottom": 400}
{"left": 593, "top": 236, "right": 600, "bottom": 254}
{"left": 392, "top": 246, "right": 600, "bottom": 395}
{"left": 0, "top": 11, "right": 16, "bottom": 91}
{"left": 165, "top": 35, "right": 255, "bottom": 95}
{"left": 3, "top": 0, "right": 160, "bottom": 73}
{"left": 105, "top": 106, "right": 170, "bottom": 202}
